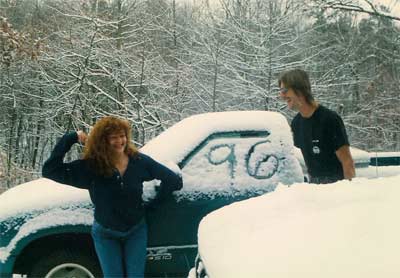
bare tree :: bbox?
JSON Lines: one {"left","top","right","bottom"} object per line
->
{"left": 310, "top": 0, "right": 400, "bottom": 22}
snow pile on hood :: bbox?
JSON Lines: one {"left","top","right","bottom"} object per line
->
{"left": 198, "top": 175, "right": 400, "bottom": 278}
{"left": 0, "top": 178, "right": 90, "bottom": 220}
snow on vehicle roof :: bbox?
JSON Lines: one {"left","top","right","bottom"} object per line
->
{"left": 349, "top": 147, "right": 370, "bottom": 164}
{"left": 141, "top": 111, "right": 291, "bottom": 163}
{"left": 142, "top": 111, "right": 302, "bottom": 199}
{"left": 356, "top": 165, "right": 400, "bottom": 178}
{"left": 370, "top": 151, "right": 400, "bottom": 158}
{"left": 198, "top": 175, "right": 400, "bottom": 278}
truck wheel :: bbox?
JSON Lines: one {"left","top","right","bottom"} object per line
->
{"left": 29, "top": 248, "right": 102, "bottom": 278}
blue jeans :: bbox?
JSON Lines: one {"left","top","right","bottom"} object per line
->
{"left": 91, "top": 218, "right": 148, "bottom": 278}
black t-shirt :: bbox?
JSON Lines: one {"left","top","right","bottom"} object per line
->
{"left": 291, "top": 105, "right": 349, "bottom": 179}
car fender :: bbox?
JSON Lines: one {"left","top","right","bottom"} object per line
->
{"left": 1, "top": 207, "right": 93, "bottom": 275}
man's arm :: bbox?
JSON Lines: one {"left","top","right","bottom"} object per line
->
{"left": 335, "top": 145, "right": 355, "bottom": 180}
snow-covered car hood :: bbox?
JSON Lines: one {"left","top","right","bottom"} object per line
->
{"left": 0, "top": 178, "right": 91, "bottom": 220}
{"left": 0, "top": 179, "right": 93, "bottom": 263}
{"left": 198, "top": 175, "right": 400, "bottom": 278}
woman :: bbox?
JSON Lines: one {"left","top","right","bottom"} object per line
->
{"left": 42, "top": 116, "right": 183, "bottom": 278}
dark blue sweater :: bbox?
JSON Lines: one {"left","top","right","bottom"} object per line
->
{"left": 42, "top": 132, "right": 183, "bottom": 232}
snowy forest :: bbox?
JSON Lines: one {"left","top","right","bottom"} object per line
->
{"left": 0, "top": 0, "right": 399, "bottom": 188}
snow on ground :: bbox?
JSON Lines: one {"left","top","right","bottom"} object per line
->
{"left": 197, "top": 175, "right": 400, "bottom": 278}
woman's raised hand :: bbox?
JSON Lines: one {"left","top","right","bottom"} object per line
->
{"left": 76, "top": 130, "right": 88, "bottom": 144}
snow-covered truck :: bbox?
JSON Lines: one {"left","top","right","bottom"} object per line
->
{"left": 0, "top": 111, "right": 303, "bottom": 278}
{"left": 190, "top": 175, "right": 400, "bottom": 278}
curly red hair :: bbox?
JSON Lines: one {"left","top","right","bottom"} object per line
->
{"left": 83, "top": 116, "right": 138, "bottom": 176}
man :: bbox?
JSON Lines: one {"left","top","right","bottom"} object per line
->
{"left": 278, "top": 69, "right": 355, "bottom": 184}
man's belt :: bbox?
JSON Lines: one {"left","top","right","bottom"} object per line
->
{"left": 309, "top": 176, "right": 341, "bottom": 184}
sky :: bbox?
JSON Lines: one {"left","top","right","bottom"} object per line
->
{"left": 355, "top": 0, "right": 400, "bottom": 19}
{"left": 182, "top": 0, "right": 400, "bottom": 16}
{"left": 379, "top": 0, "right": 400, "bottom": 13}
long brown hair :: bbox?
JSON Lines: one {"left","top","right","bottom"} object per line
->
{"left": 83, "top": 116, "right": 138, "bottom": 176}
{"left": 278, "top": 69, "right": 314, "bottom": 105}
